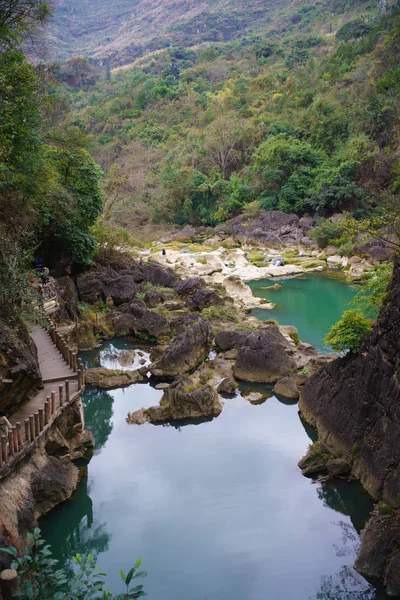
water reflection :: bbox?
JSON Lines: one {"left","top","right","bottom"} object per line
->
{"left": 317, "top": 481, "right": 373, "bottom": 532}
{"left": 84, "top": 387, "right": 114, "bottom": 454}
{"left": 40, "top": 469, "right": 110, "bottom": 566}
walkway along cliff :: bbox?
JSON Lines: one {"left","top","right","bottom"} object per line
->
{"left": 299, "top": 254, "right": 400, "bottom": 595}
{"left": 0, "top": 324, "right": 93, "bottom": 567}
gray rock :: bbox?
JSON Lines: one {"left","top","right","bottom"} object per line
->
{"left": 217, "top": 377, "right": 237, "bottom": 394}
{"left": 273, "top": 377, "right": 299, "bottom": 400}
{"left": 174, "top": 277, "right": 206, "bottom": 297}
{"left": 187, "top": 289, "right": 224, "bottom": 311}
{"left": 144, "top": 289, "right": 166, "bottom": 308}
{"left": 85, "top": 367, "right": 144, "bottom": 388}
{"left": 150, "top": 316, "right": 213, "bottom": 378}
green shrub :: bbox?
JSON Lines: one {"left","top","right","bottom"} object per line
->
{"left": 0, "top": 528, "right": 147, "bottom": 599}
{"left": 310, "top": 220, "right": 345, "bottom": 248}
{"left": 338, "top": 241, "right": 354, "bottom": 257}
{"left": 324, "top": 309, "right": 372, "bottom": 353}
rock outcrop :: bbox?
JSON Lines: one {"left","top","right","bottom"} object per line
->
{"left": 127, "top": 377, "right": 222, "bottom": 425}
{"left": 298, "top": 256, "right": 400, "bottom": 595}
{"left": 216, "top": 326, "right": 296, "bottom": 383}
{"left": 85, "top": 367, "right": 145, "bottom": 388}
{"left": 0, "top": 321, "right": 41, "bottom": 413}
{"left": 150, "top": 316, "right": 213, "bottom": 377}
{"left": 227, "top": 210, "right": 314, "bottom": 247}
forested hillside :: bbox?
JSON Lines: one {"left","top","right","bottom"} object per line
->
{"left": 49, "top": 0, "right": 400, "bottom": 238}
{"left": 43, "top": 0, "right": 378, "bottom": 64}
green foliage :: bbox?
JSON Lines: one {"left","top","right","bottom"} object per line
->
{"left": 310, "top": 220, "right": 346, "bottom": 249}
{"left": 351, "top": 263, "right": 393, "bottom": 318}
{"left": 324, "top": 309, "right": 372, "bottom": 353}
{"left": 336, "top": 19, "right": 373, "bottom": 43}
{"left": 0, "top": 528, "right": 147, "bottom": 599}
{"left": 91, "top": 220, "right": 133, "bottom": 255}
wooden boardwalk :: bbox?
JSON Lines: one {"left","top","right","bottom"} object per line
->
{"left": 8, "top": 327, "right": 79, "bottom": 441}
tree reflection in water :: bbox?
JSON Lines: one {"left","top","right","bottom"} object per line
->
{"left": 312, "top": 482, "right": 386, "bottom": 600}
{"left": 40, "top": 469, "right": 110, "bottom": 571}
{"left": 83, "top": 387, "right": 114, "bottom": 454}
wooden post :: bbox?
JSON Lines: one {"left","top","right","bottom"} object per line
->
{"left": 78, "top": 369, "right": 82, "bottom": 391}
{"left": 8, "top": 430, "right": 14, "bottom": 457}
{"left": 38, "top": 409, "right": 44, "bottom": 431}
{"left": 45, "top": 400, "right": 50, "bottom": 425}
{"left": 0, "top": 569, "right": 19, "bottom": 599}
{"left": 65, "top": 380, "right": 70, "bottom": 403}
{"left": 12, "top": 427, "right": 18, "bottom": 452}
{"left": 50, "top": 327, "right": 56, "bottom": 344}
{"left": 24, "top": 420, "right": 30, "bottom": 443}
{"left": 59, "top": 384, "right": 64, "bottom": 407}
{"left": 72, "top": 352, "right": 77, "bottom": 373}
{"left": 0, "top": 440, "right": 3, "bottom": 468}
{"left": 1, "top": 436, "right": 6, "bottom": 463}
{"left": 34, "top": 413, "right": 40, "bottom": 438}
{"left": 68, "top": 348, "right": 73, "bottom": 368}
{"left": 16, "top": 423, "right": 23, "bottom": 449}
{"left": 29, "top": 415, "right": 35, "bottom": 441}
{"left": 51, "top": 391, "right": 56, "bottom": 415}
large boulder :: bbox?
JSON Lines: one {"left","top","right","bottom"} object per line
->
{"left": 75, "top": 259, "right": 176, "bottom": 306}
{"left": 127, "top": 377, "right": 222, "bottom": 424}
{"left": 216, "top": 326, "right": 296, "bottom": 383}
{"left": 273, "top": 376, "right": 299, "bottom": 400}
{"left": 150, "top": 316, "right": 213, "bottom": 377}
{"left": 174, "top": 277, "right": 206, "bottom": 297}
{"left": 0, "top": 321, "right": 41, "bottom": 413}
{"left": 114, "top": 302, "right": 170, "bottom": 340}
{"left": 85, "top": 367, "right": 145, "bottom": 388}
{"left": 54, "top": 276, "right": 80, "bottom": 321}
{"left": 186, "top": 289, "right": 224, "bottom": 311}
{"left": 227, "top": 210, "right": 314, "bottom": 247}
{"left": 355, "top": 510, "right": 400, "bottom": 597}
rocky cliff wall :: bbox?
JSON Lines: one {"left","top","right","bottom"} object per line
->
{"left": 0, "top": 398, "right": 93, "bottom": 567}
{"left": 299, "top": 254, "right": 400, "bottom": 594}
{"left": 0, "top": 321, "right": 41, "bottom": 413}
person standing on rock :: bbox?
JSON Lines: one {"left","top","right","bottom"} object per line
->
{"left": 162, "top": 249, "right": 166, "bottom": 256}
{"left": 0, "top": 411, "right": 12, "bottom": 438}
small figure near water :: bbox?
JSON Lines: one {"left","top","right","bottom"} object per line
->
{"left": 0, "top": 411, "right": 12, "bottom": 438}
{"left": 162, "top": 248, "right": 166, "bottom": 256}
{"left": 41, "top": 266, "right": 50, "bottom": 285}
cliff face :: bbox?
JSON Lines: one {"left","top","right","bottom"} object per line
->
{"left": 0, "top": 321, "right": 41, "bottom": 413}
{"left": 299, "top": 255, "right": 400, "bottom": 594}
{"left": 299, "top": 255, "right": 400, "bottom": 503}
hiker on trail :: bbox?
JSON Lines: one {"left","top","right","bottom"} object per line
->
{"left": 162, "top": 248, "right": 166, "bottom": 256}
{"left": 41, "top": 267, "right": 50, "bottom": 285}
{"left": 37, "top": 285, "right": 45, "bottom": 308}
{"left": 0, "top": 411, "right": 12, "bottom": 438}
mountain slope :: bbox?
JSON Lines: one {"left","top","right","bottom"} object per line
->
{"left": 44, "top": 0, "right": 378, "bottom": 63}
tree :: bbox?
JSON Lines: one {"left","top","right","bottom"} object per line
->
{"left": 324, "top": 309, "right": 372, "bottom": 353}
{"left": 0, "top": 0, "right": 52, "bottom": 48}
{"left": 204, "top": 116, "right": 252, "bottom": 179}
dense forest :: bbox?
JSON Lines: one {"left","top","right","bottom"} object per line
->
{"left": 1, "top": 0, "right": 400, "bottom": 323}
{"left": 41, "top": 0, "right": 400, "bottom": 241}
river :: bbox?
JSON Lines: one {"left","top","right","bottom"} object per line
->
{"left": 40, "top": 275, "right": 387, "bottom": 600}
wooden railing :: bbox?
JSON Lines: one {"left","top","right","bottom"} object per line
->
{"left": 0, "top": 324, "right": 85, "bottom": 477}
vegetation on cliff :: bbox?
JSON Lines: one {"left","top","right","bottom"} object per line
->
{"left": 39, "top": 1, "right": 400, "bottom": 240}
{"left": 0, "top": 0, "right": 103, "bottom": 323}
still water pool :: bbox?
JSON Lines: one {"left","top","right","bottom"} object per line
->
{"left": 248, "top": 272, "right": 357, "bottom": 351}
{"left": 40, "top": 283, "right": 385, "bottom": 600}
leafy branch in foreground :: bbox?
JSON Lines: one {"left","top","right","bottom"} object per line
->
{"left": 0, "top": 528, "right": 147, "bottom": 599}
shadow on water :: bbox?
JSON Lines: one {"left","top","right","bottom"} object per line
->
{"left": 84, "top": 387, "right": 114, "bottom": 454}
{"left": 40, "top": 469, "right": 110, "bottom": 567}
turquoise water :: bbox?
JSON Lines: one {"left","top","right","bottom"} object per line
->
{"left": 40, "top": 336, "right": 386, "bottom": 600}
{"left": 248, "top": 272, "right": 357, "bottom": 351}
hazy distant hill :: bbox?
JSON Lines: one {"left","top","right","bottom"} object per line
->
{"left": 42, "top": 0, "right": 376, "bottom": 64}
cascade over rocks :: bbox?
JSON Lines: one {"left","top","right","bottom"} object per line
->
{"left": 298, "top": 256, "right": 400, "bottom": 595}
{"left": 150, "top": 315, "right": 213, "bottom": 378}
